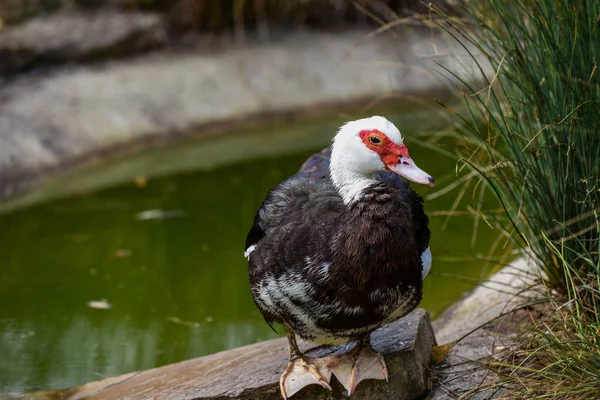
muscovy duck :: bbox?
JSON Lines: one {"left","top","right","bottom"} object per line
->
{"left": 245, "top": 116, "right": 434, "bottom": 398}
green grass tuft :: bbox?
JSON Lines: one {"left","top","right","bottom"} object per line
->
{"left": 435, "top": 0, "right": 599, "bottom": 293}
{"left": 432, "top": 0, "right": 600, "bottom": 397}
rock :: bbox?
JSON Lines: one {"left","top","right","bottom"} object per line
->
{"left": 429, "top": 258, "right": 540, "bottom": 399}
{"left": 433, "top": 258, "right": 539, "bottom": 345}
{"left": 0, "top": 11, "right": 167, "bottom": 74}
{"left": 19, "top": 309, "right": 435, "bottom": 400}
{"left": 429, "top": 333, "right": 502, "bottom": 400}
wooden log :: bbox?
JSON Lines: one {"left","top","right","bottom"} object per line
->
{"left": 17, "top": 309, "right": 435, "bottom": 400}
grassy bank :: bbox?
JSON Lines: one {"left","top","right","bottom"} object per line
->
{"left": 434, "top": 0, "right": 600, "bottom": 397}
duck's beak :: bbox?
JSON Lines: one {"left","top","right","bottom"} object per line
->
{"left": 387, "top": 156, "right": 435, "bottom": 187}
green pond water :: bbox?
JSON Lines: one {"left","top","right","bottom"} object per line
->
{"left": 0, "top": 114, "right": 502, "bottom": 393}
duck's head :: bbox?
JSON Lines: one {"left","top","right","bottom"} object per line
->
{"left": 331, "top": 116, "right": 435, "bottom": 187}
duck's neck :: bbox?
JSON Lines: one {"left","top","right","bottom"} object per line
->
{"left": 330, "top": 156, "right": 378, "bottom": 205}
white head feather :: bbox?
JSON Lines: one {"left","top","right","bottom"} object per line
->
{"left": 330, "top": 116, "right": 404, "bottom": 204}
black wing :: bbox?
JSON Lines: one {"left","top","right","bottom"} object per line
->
{"left": 244, "top": 146, "right": 335, "bottom": 253}
{"left": 244, "top": 168, "right": 343, "bottom": 330}
{"left": 297, "top": 146, "right": 332, "bottom": 179}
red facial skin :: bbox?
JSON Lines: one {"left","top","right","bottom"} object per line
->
{"left": 358, "top": 129, "right": 410, "bottom": 167}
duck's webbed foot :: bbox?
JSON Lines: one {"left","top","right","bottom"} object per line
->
{"left": 324, "top": 336, "right": 388, "bottom": 396}
{"left": 280, "top": 326, "right": 332, "bottom": 399}
{"left": 280, "top": 356, "right": 332, "bottom": 399}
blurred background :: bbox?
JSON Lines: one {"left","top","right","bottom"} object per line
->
{"left": 0, "top": 0, "right": 505, "bottom": 394}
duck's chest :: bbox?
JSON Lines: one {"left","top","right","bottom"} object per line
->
{"left": 286, "top": 272, "right": 422, "bottom": 343}
{"left": 250, "top": 182, "right": 427, "bottom": 340}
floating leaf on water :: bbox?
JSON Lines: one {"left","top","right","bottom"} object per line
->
{"left": 167, "top": 316, "right": 200, "bottom": 328}
{"left": 87, "top": 300, "right": 112, "bottom": 310}
{"left": 134, "top": 176, "right": 148, "bottom": 188}
{"left": 112, "top": 249, "right": 132, "bottom": 258}
{"left": 136, "top": 209, "right": 184, "bottom": 221}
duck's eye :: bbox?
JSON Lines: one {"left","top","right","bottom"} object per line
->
{"left": 369, "top": 136, "right": 382, "bottom": 145}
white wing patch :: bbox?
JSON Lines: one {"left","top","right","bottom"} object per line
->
{"left": 244, "top": 245, "right": 257, "bottom": 259}
{"left": 421, "top": 246, "right": 432, "bottom": 279}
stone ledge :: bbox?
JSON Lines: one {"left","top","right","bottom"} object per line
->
{"left": 0, "top": 11, "right": 168, "bottom": 75}
{"left": 433, "top": 258, "right": 539, "bottom": 345}
{"left": 0, "top": 28, "right": 488, "bottom": 206}
{"left": 429, "top": 258, "right": 540, "bottom": 399}
{"left": 17, "top": 309, "right": 435, "bottom": 400}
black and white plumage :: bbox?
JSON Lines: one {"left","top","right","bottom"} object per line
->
{"left": 244, "top": 116, "right": 434, "bottom": 398}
